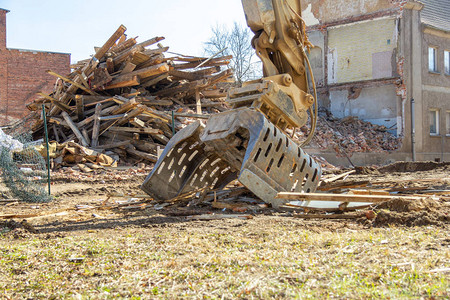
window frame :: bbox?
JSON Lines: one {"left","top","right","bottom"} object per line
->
{"left": 445, "top": 50, "right": 450, "bottom": 75}
{"left": 428, "top": 46, "right": 438, "bottom": 73}
{"left": 446, "top": 110, "right": 450, "bottom": 136}
{"left": 429, "top": 109, "right": 440, "bottom": 136}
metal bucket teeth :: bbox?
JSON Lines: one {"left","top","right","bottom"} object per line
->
{"left": 141, "top": 108, "right": 321, "bottom": 207}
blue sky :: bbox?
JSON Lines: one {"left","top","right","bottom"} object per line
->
{"left": 1, "top": 0, "right": 246, "bottom": 63}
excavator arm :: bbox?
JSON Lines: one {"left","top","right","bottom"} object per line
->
{"left": 235, "top": 0, "right": 317, "bottom": 137}
{"left": 141, "top": 0, "right": 321, "bottom": 207}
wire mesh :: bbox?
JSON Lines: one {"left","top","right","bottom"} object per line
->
{"left": 0, "top": 115, "right": 52, "bottom": 203}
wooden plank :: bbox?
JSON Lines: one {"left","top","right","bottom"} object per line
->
{"left": 52, "top": 124, "right": 60, "bottom": 142}
{"left": 82, "top": 128, "right": 91, "bottom": 145}
{"left": 0, "top": 214, "right": 39, "bottom": 219}
{"left": 348, "top": 190, "right": 390, "bottom": 196}
{"left": 112, "top": 63, "right": 170, "bottom": 82}
{"left": 93, "top": 140, "right": 131, "bottom": 150}
{"left": 136, "top": 54, "right": 165, "bottom": 70}
{"left": 136, "top": 36, "right": 165, "bottom": 48}
{"left": 125, "top": 146, "right": 158, "bottom": 162}
{"left": 174, "top": 113, "right": 210, "bottom": 119}
{"left": 121, "top": 62, "right": 137, "bottom": 74}
{"left": 142, "top": 46, "right": 169, "bottom": 56}
{"left": 186, "top": 102, "right": 225, "bottom": 108}
{"left": 62, "top": 112, "right": 89, "bottom": 147}
{"left": 76, "top": 71, "right": 91, "bottom": 90}
{"left": 153, "top": 134, "right": 169, "bottom": 144}
{"left": 116, "top": 106, "right": 146, "bottom": 126}
{"left": 91, "top": 67, "right": 113, "bottom": 89}
{"left": 37, "top": 93, "right": 73, "bottom": 114}
{"left": 75, "top": 95, "right": 85, "bottom": 121}
{"left": 321, "top": 170, "right": 356, "bottom": 184}
{"left": 106, "top": 58, "right": 114, "bottom": 74}
{"left": 169, "top": 69, "right": 199, "bottom": 81}
{"left": 195, "top": 88, "right": 202, "bottom": 114}
{"left": 117, "top": 34, "right": 126, "bottom": 45}
{"left": 74, "top": 95, "right": 111, "bottom": 104}
{"left": 138, "top": 97, "right": 173, "bottom": 106}
{"left": 91, "top": 103, "right": 102, "bottom": 147}
{"left": 174, "top": 56, "right": 232, "bottom": 70}
{"left": 47, "top": 70, "right": 97, "bottom": 95}
{"left": 130, "top": 52, "right": 151, "bottom": 65}
{"left": 111, "top": 97, "right": 138, "bottom": 114}
{"left": 130, "top": 117, "right": 146, "bottom": 128}
{"left": 94, "top": 24, "right": 127, "bottom": 60}
{"left": 186, "top": 214, "right": 253, "bottom": 220}
{"left": 109, "top": 127, "right": 162, "bottom": 135}
{"left": 200, "top": 89, "right": 227, "bottom": 99}
{"left": 317, "top": 180, "right": 371, "bottom": 191}
{"left": 140, "top": 73, "right": 169, "bottom": 88}
{"left": 84, "top": 97, "right": 115, "bottom": 108}
{"left": 102, "top": 75, "right": 140, "bottom": 90}
{"left": 276, "top": 192, "right": 421, "bottom": 203}
{"left": 76, "top": 115, "right": 94, "bottom": 128}
{"left": 109, "top": 37, "right": 137, "bottom": 54}
{"left": 131, "top": 140, "right": 159, "bottom": 153}
{"left": 99, "top": 114, "right": 127, "bottom": 121}
{"left": 113, "top": 46, "right": 143, "bottom": 66}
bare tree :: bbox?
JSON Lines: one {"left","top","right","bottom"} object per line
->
{"left": 204, "top": 22, "right": 261, "bottom": 85}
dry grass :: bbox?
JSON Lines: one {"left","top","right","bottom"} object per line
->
{"left": 1, "top": 217, "right": 449, "bottom": 299}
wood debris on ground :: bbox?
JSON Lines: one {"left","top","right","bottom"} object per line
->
{"left": 276, "top": 161, "right": 450, "bottom": 222}
{"left": 25, "top": 24, "right": 233, "bottom": 168}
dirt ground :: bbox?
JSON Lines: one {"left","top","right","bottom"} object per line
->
{"left": 0, "top": 163, "right": 449, "bottom": 299}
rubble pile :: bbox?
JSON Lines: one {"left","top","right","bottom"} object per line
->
{"left": 300, "top": 115, "right": 402, "bottom": 156}
{"left": 27, "top": 25, "right": 232, "bottom": 167}
{"left": 23, "top": 24, "right": 404, "bottom": 168}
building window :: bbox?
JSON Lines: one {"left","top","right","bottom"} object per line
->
{"left": 446, "top": 111, "right": 450, "bottom": 136}
{"left": 430, "top": 109, "right": 439, "bottom": 135}
{"left": 445, "top": 50, "right": 450, "bottom": 75}
{"left": 428, "top": 47, "right": 438, "bottom": 72}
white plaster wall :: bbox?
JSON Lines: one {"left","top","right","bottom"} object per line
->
{"left": 329, "top": 84, "right": 399, "bottom": 133}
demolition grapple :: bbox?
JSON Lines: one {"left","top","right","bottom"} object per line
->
{"left": 142, "top": 0, "right": 322, "bottom": 207}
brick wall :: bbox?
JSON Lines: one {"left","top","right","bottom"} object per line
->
{"left": 0, "top": 9, "right": 8, "bottom": 124}
{"left": 0, "top": 8, "right": 70, "bottom": 125}
{"left": 0, "top": 9, "right": 6, "bottom": 49}
{"left": 2, "top": 50, "right": 70, "bottom": 122}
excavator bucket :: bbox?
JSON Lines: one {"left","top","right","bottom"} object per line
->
{"left": 141, "top": 108, "right": 321, "bottom": 207}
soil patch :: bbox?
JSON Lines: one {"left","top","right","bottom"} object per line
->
{"left": 377, "top": 161, "right": 450, "bottom": 173}
{"left": 373, "top": 210, "right": 449, "bottom": 227}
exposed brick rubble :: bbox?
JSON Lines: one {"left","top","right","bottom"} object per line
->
{"left": 295, "top": 112, "right": 403, "bottom": 157}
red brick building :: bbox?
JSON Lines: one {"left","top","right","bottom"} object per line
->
{"left": 0, "top": 8, "right": 70, "bottom": 125}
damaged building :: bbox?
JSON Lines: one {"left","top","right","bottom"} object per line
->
{"left": 0, "top": 8, "right": 70, "bottom": 126}
{"left": 302, "top": 0, "right": 450, "bottom": 164}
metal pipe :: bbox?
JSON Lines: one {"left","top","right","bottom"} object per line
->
{"left": 42, "top": 104, "right": 51, "bottom": 195}
{"left": 411, "top": 98, "right": 416, "bottom": 162}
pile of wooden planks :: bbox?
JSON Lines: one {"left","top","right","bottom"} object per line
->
{"left": 27, "top": 25, "right": 233, "bottom": 166}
